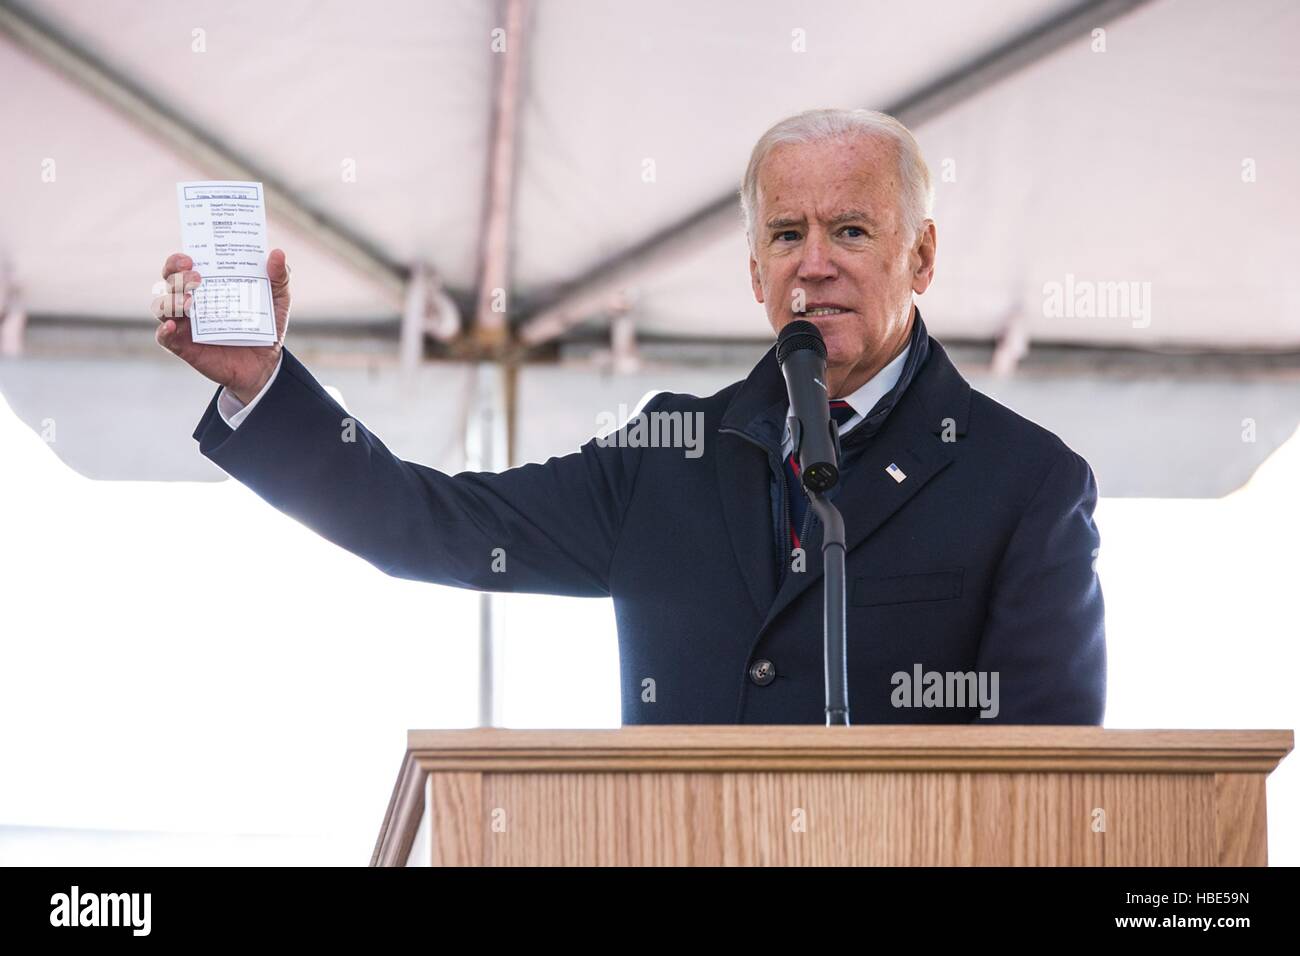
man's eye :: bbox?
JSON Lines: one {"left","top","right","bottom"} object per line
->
{"left": 841, "top": 227, "right": 867, "bottom": 238}
{"left": 774, "top": 230, "right": 800, "bottom": 242}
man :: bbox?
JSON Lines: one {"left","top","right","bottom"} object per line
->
{"left": 154, "top": 108, "right": 1105, "bottom": 725}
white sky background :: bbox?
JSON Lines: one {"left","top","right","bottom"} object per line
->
{"left": 0, "top": 390, "right": 1295, "bottom": 865}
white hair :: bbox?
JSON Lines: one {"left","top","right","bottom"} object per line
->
{"left": 739, "top": 108, "right": 934, "bottom": 248}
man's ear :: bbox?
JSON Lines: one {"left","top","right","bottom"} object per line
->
{"left": 749, "top": 253, "right": 765, "bottom": 304}
{"left": 910, "top": 221, "right": 937, "bottom": 296}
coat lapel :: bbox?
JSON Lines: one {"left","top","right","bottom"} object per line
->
{"left": 716, "top": 427, "right": 780, "bottom": 617}
{"left": 715, "top": 343, "right": 789, "bottom": 619}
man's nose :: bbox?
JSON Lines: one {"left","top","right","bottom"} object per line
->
{"left": 797, "top": 231, "right": 837, "bottom": 282}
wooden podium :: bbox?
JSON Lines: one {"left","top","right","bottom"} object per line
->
{"left": 372, "top": 726, "right": 1292, "bottom": 866}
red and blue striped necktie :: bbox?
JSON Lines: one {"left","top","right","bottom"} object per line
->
{"left": 784, "top": 399, "right": 858, "bottom": 550}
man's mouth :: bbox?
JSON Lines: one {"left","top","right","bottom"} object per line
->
{"left": 802, "top": 306, "right": 850, "bottom": 317}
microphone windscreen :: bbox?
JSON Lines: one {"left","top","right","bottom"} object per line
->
{"left": 777, "top": 320, "right": 826, "bottom": 366}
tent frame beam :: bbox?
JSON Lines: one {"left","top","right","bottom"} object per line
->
{"left": 468, "top": 0, "right": 531, "bottom": 353}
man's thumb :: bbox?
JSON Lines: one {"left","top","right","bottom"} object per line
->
{"left": 268, "top": 248, "right": 290, "bottom": 287}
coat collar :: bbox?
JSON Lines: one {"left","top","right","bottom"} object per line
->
{"left": 715, "top": 305, "right": 973, "bottom": 626}
{"left": 833, "top": 339, "right": 911, "bottom": 431}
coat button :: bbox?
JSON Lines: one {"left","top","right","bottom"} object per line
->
{"left": 749, "top": 659, "right": 776, "bottom": 686}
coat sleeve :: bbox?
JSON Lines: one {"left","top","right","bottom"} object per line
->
{"left": 973, "top": 445, "right": 1107, "bottom": 724}
{"left": 192, "top": 347, "right": 651, "bottom": 597}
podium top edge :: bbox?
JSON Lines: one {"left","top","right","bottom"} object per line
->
{"left": 402, "top": 726, "right": 1294, "bottom": 763}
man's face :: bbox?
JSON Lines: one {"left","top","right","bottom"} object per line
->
{"left": 749, "top": 134, "right": 936, "bottom": 396}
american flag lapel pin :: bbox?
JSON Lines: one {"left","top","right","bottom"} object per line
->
{"left": 886, "top": 462, "right": 907, "bottom": 483}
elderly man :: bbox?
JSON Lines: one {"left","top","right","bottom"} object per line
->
{"left": 154, "top": 108, "right": 1105, "bottom": 725}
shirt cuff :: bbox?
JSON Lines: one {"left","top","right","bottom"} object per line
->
{"left": 217, "top": 354, "right": 284, "bottom": 429}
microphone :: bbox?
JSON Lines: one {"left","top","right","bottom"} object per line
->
{"left": 776, "top": 319, "right": 851, "bottom": 725}
{"left": 776, "top": 320, "right": 841, "bottom": 493}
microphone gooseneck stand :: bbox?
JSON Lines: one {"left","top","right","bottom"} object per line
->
{"left": 808, "top": 491, "right": 849, "bottom": 725}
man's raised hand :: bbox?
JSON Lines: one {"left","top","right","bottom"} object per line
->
{"left": 153, "top": 248, "right": 292, "bottom": 404}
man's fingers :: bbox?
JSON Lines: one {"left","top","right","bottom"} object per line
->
{"left": 154, "top": 256, "right": 199, "bottom": 358}
{"left": 155, "top": 319, "right": 177, "bottom": 351}
{"left": 168, "top": 269, "right": 200, "bottom": 294}
{"left": 149, "top": 294, "right": 182, "bottom": 321}
{"left": 162, "top": 253, "right": 192, "bottom": 279}
{"left": 151, "top": 290, "right": 194, "bottom": 320}
{"left": 155, "top": 316, "right": 193, "bottom": 353}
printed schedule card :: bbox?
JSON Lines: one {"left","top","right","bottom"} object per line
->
{"left": 176, "top": 181, "right": 277, "bottom": 345}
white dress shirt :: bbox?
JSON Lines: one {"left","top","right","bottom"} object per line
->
{"left": 217, "top": 354, "right": 284, "bottom": 429}
{"left": 780, "top": 342, "right": 911, "bottom": 460}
